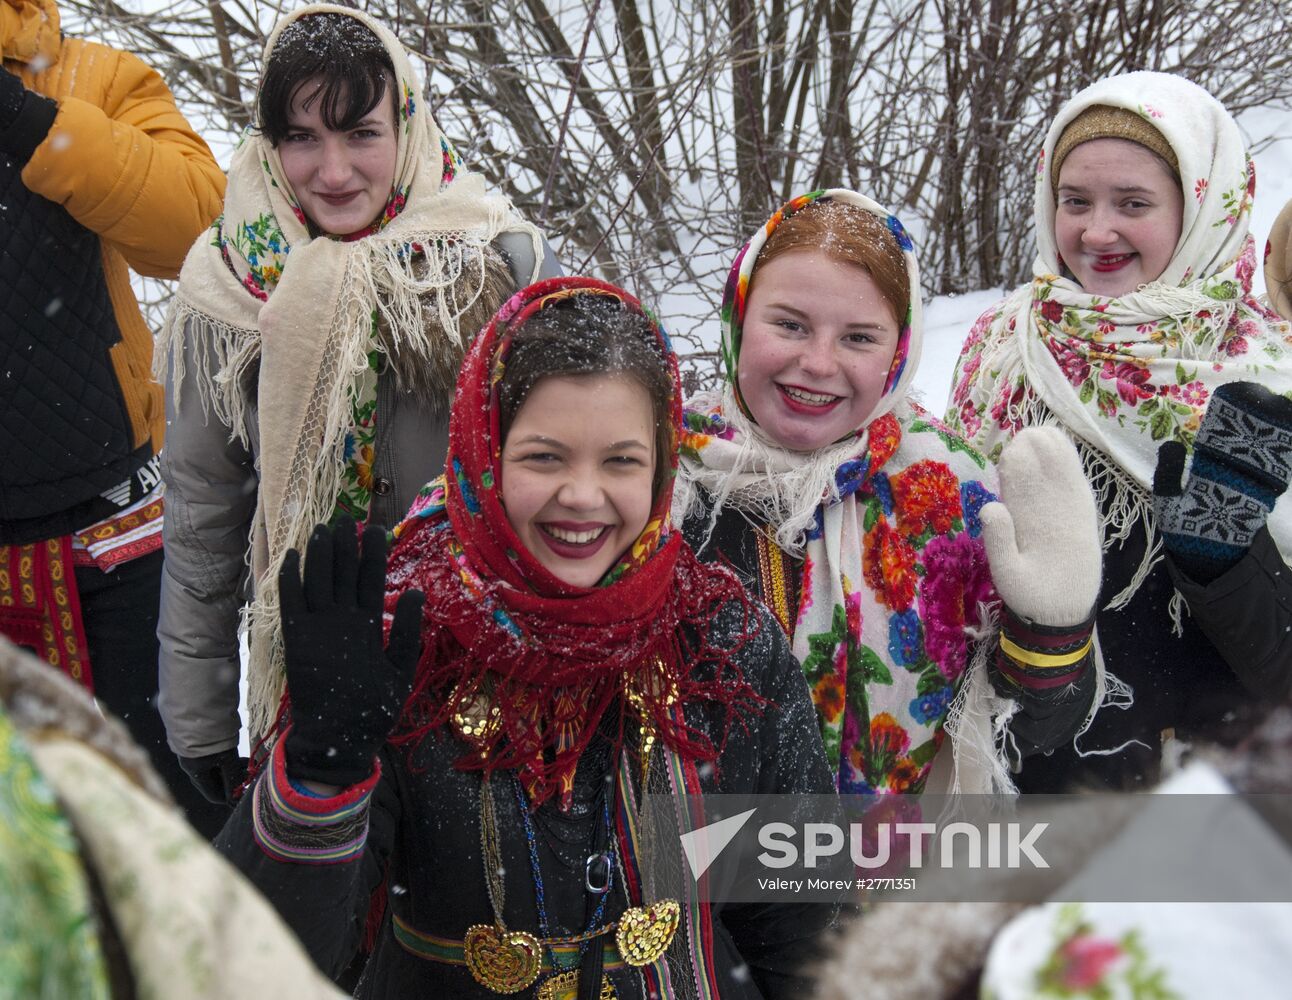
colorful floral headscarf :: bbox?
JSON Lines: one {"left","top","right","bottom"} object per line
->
{"left": 720, "top": 189, "right": 922, "bottom": 425}
{"left": 387, "top": 277, "right": 764, "bottom": 806}
{"left": 946, "top": 72, "right": 1292, "bottom": 594}
{"left": 680, "top": 192, "right": 1009, "bottom": 795}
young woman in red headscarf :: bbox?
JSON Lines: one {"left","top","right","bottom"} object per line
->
{"left": 215, "top": 277, "right": 838, "bottom": 999}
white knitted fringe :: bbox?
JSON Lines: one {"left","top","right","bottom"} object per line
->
{"left": 155, "top": 300, "right": 261, "bottom": 448}
{"left": 677, "top": 386, "right": 884, "bottom": 557}
{"left": 240, "top": 237, "right": 500, "bottom": 744}
{"left": 944, "top": 602, "right": 1018, "bottom": 797}
{"left": 1073, "top": 628, "right": 1142, "bottom": 758}
{"left": 971, "top": 341, "right": 1185, "bottom": 630}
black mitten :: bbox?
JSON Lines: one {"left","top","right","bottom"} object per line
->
{"left": 279, "top": 518, "right": 425, "bottom": 786}
{"left": 0, "top": 64, "right": 57, "bottom": 164}
{"left": 1154, "top": 381, "right": 1292, "bottom": 583}
{"left": 178, "top": 749, "right": 249, "bottom": 806}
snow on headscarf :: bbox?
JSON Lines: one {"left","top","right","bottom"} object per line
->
{"left": 679, "top": 191, "right": 1015, "bottom": 795}
{"left": 947, "top": 71, "right": 1292, "bottom": 610}
{"left": 678, "top": 189, "right": 924, "bottom": 553}
{"left": 385, "top": 277, "right": 765, "bottom": 808}
{"left": 158, "top": 3, "right": 543, "bottom": 746}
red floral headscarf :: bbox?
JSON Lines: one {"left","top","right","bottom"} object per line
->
{"left": 386, "top": 277, "right": 763, "bottom": 806}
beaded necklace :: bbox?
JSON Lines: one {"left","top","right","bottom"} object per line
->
{"left": 513, "top": 772, "right": 616, "bottom": 999}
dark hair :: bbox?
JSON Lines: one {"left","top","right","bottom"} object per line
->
{"left": 755, "top": 199, "right": 910, "bottom": 327}
{"left": 499, "top": 295, "right": 674, "bottom": 503}
{"left": 258, "top": 13, "right": 397, "bottom": 146}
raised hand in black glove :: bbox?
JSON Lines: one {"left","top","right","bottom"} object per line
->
{"left": 178, "top": 748, "right": 249, "bottom": 805}
{"left": 279, "top": 518, "right": 425, "bottom": 787}
{"left": 1154, "top": 381, "right": 1292, "bottom": 583}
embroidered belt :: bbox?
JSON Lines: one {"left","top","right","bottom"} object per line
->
{"left": 392, "top": 914, "right": 627, "bottom": 971}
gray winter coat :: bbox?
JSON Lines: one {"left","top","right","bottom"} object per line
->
{"left": 158, "top": 233, "right": 560, "bottom": 758}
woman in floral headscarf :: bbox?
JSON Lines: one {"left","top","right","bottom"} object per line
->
{"left": 215, "top": 277, "right": 839, "bottom": 999}
{"left": 946, "top": 72, "right": 1292, "bottom": 791}
{"left": 155, "top": 4, "right": 557, "bottom": 812}
{"left": 676, "top": 189, "right": 1106, "bottom": 798}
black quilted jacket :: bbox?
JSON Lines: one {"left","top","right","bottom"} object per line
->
{"left": 0, "top": 151, "right": 153, "bottom": 543}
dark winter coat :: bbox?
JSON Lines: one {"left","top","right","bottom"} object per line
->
{"left": 0, "top": 0, "right": 224, "bottom": 542}
{"left": 1014, "top": 523, "right": 1292, "bottom": 791}
{"left": 215, "top": 600, "right": 840, "bottom": 998}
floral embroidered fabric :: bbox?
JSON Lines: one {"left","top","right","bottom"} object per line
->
{"left": 945, "top": 72, "right": 1292, "bottom": 565}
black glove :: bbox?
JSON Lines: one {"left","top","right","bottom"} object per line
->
{"left": 178, "top": 748, "right": 249, "bottom": 806}
{"left": 1154, "top": 381, "right": 1292, "bottom": 583}
{"left": 0, "top": 63, "right": 58, "bottom": 164}
{"left": 279, "top": 518, "right": 424, "bottom": 786}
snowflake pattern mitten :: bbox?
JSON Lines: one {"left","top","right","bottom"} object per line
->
{"left": 1154, "top": 382, "right": 1292, "bottom": 583}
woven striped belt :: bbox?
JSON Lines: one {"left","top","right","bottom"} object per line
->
{"left": 392, "top": 914, "right": 627, "bottom": 971}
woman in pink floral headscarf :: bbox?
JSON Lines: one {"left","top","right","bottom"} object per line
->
{"left": 946, "top": 72, "right": 1292, "bottom": 792}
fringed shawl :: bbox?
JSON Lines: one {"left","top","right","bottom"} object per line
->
{"left": 155, "top": 4, "right": 543, "bottom": 745}
{"left": 385, "top": 277, "right": 764, "bottom": 808}
{"left": 946, "top": 72, "right": 1292, "bottom": 617}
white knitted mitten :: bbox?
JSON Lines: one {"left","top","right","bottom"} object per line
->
{"left": 980, "top": 427, "right": 1101, "bottom": 627}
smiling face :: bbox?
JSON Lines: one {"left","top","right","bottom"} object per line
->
{"left": 501, "top": 374, "right": 657, "bottom": 588}
{"left": 278, "top": 75, "right": 398, "bottom": 237}
{"left": 736, "top": 250, "right": 901, "bottom": 452}
{"left": 1055, "top": 138, "right": 1185, "bottom": 297}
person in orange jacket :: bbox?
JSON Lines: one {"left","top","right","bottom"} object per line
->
{"left": 1, "top": 0, "right": 227, "bottom": 834}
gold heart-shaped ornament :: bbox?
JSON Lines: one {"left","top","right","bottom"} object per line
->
{"left": 463, "top": 923, "right": 542, "bottom": 993}
{"left": 615, "top": 899, "right": 681, "bottom": 967}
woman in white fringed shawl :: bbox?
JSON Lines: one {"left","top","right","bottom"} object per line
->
{"left": 155, "top": 4, "right": 557, "bottom": 811}
{"left": 946, "top": 72, "right": 1292, "bottom": 792}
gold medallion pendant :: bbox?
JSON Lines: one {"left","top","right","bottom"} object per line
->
{"left": 450, "top": 682, "right": 500, "bottom": 746}
{"left": 535, "top": 969, "right": 616, "bottom": 1000}
{"left": 615, "top": 899, "right": 681, "bottom": 966}
{"left": 462, "top": 924, "right": 543, "bottom": 993}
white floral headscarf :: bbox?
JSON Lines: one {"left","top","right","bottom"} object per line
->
{"left": 946, "top": 71, "right": 1292, "bottom": 604}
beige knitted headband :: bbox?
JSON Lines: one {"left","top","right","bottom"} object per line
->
{"left": 1051, "top": 105, "right": 1180, "bottom": 188}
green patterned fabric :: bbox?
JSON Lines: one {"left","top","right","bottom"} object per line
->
{"left": 0, "top": 707, "right": 108, "bottom": 1000}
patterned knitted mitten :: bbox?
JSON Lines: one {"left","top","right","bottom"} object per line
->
{"left": 1154, "top": 381, "right": 1292, "bottom": 583}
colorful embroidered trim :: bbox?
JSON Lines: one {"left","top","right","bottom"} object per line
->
{"left": 72, "top": 487, "right": 164, "bottom": 571}
{"left": 998, "top": 635, "right": 1092, "bottom": 669}
{"left": 995, "top": 608, "right": 1094, "bottom": 691}
{"left": 615, "top": 751, "right": 676, "bottom": 999}
{"left": 753, "top": 529, "right": 799, "bottom": 637}
{"left": 665, "top": 742, "right": 720, "bottom": 1000}
{"left": 391, "top": 914, "right": 627, "bottom": 970}
{"left": 0, "top": 537, "right": 92, "bottom": 691}
{"left": 251, "top": 738, "right": 378, "bottom": 864}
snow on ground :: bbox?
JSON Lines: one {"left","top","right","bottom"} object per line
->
{"left": 912, "top": 288, "right": 1006, "bottom": 410}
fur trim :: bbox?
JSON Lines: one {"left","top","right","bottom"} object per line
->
{"left": 816, "top": 902, "right": 1028, "bottom": 1000}
{"left": 0, "top": 637, "right": 171, "bottom": 803}
{"left": 376, "top": 242, "right": 517, "bottom": 412}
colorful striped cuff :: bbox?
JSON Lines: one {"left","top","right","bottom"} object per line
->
{"left": 994, "top": 606, "right": 1095, "bottom": 692}
{"left": 251, "top": 736, "right": 379, "bottom": 865}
